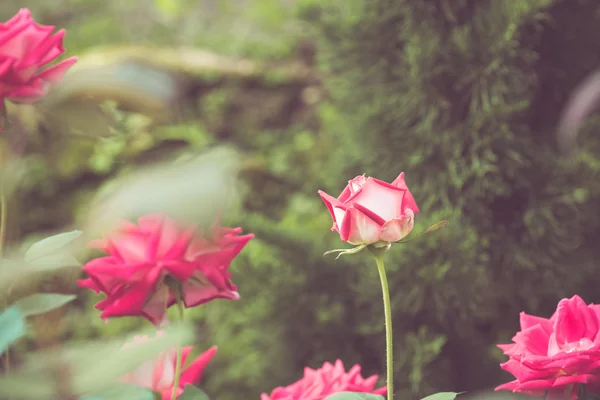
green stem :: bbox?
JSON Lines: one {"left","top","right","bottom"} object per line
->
{"left": 171, "top": 293, "right": 185, "bottom": 400}
{"left": 1, "top": 192, "right": 8, "bottom": 374}
{"left": 374, "top": 253, "right": 394, "bottom": 400}
{"left": 3, "top": 348, "right": 9, "bottom": 373}
{"left": 0, "top": 192, "right": 7, "bottom": 257}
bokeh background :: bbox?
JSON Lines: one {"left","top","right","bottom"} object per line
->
{"left": 2, "top": 0, "right": 600, "bottom": 399}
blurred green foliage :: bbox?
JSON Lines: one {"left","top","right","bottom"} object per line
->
{"left": 1, "top": 0, "right": 600, "bottom": 399}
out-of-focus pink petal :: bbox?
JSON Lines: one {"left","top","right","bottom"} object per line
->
{"left": 31, "top": 56, "right": 77, "bottom": 84}
{"left": 181, "top": 270, "right": 240, "bottom": 307}
{"left": 80, "top": 213, "right": 252, "bottom": 325}
{"left": 119, "top": 334, "right": 215, "bottom": 400}
{"left": 180, "top": 346, "right": 218, "bottom": 385}
{"left": 0, "top": 9, "right": 76, "bottom": 103}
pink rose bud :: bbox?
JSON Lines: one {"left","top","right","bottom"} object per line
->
{"left": 0, "top": 8, "right": 77, "bottom": 115}
{"left": 121, "top": 335, "right": 217, "bottom": 400}
{"left": 496, "top": 295, "right": 600, "bottom": 399}
{"left": 261, "top": 359, "right": 386, "bottom": 400}
{"left": 318, "top": 172, "right": 419, "bottom": 246}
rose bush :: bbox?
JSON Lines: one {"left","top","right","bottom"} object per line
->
{"left": 318, "top": 172, "right": 419, "bottom": 246}
{"left": 78, "top": 213, "right": 254, "bottom": 325}
{"left": 496, "top": 295, "right": 600, "bottom": 399}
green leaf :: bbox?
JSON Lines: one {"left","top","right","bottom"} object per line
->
{"left": 421, "top": 392, "right": 464, "bottom": 400}
{"left": 0, "top": 307, "right": 26, "bottom": 354}
{"left": 13, "top": 293, "right": 77, "bottom": 317}
{"left": 27, "top": 252, "right": 81, "bottom": 271}
{"left": 24, "top": 230, "right": 82, "bottom": 263}
{"left": 323, "top": 244, "right": 367, "bottom": 259}
{"left": 80, "top": 383, "right": 156, "bottom": 400}
{"left": 154, "top": 0, "right": 185, "bottom": 19}
{"left": 179, "top": 385, "right": 210, "bottom": 400}
{"left": 324, "top": 393, "right": 385, "bottom": 400}
{"left": 85, "top": 146, "right": 241, "bottom": 237}
{"left": 398, "top": 220, "right": 449, "bottom": 243}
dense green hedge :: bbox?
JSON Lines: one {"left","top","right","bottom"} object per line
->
{"left": 292, "top": 0, "right": 600, "bottom": 397}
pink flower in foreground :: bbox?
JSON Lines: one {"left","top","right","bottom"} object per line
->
{"left": 78, "top": 213, "right": 253, "bottom": 325}
{"left": 318, "top": 172, "right": 419, "bottom": 246}
{"left": 0, "top": 9, "right": 77, "bottom": 110}
{"left": 121, "top": 333, "right": 217, "bottom": 400}
{"left": 261, "top": 359, "right": 386, "bottom": 400}
{"left": 496, "top": 295, "right": 600, "bottom": 399}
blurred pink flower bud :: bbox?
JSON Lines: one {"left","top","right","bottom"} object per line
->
{"left": 0, "top": 8, "right": 77, "bottom": 127}
{"left": 78, "top": 213, "right": 253, "bottom": 325}
{"left": 121, "top": 334, "right": 217, "bottom": 400}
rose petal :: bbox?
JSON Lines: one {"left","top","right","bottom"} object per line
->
{"left": 318, "top": 190, "right": 347, "bottom": 231}
{"left": 180, "top": 346, "right": 218, "bottom": 385}
{"left": 343, "top": 207, "right": 382, "bottom": 245}
{"left": 380, "top": 209, "right": 414, "bottom": 242}
{"left": 345, "top": 177, "right": 405, "bottom": 221}
{"left": 391, "top": 172, "right": 420, "bottom": 213}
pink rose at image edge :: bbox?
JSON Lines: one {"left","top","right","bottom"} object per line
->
{"left": 121, "top": 334, "right": 217, "bottom": 400}
{"left": 496, "top": 295, "right": 600, "bottom": 399}
{"left": 77, "top": 213, "right": 254, "bottom": 325}
{"left": 261, "top": 359, "right": 386, "bottom": 400}
{"left": 0, "top": 8, "right": 77, "bottom": 128}
{"left": 318, "top": 172, "right": 419, "bottom": 246}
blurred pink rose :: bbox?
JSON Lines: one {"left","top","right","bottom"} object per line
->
{"left": 121, "top": 333, "right": 216, "bottom": 400}
{"left": 318, "top": 172, "right": 419, "bottom": 246}
{"left": 78, "top": 213, "right": 253, "bottom": 325}
{"left": 261, "top": 359, "right": 386, "bottom": 400}
{"left": 496, "top": 295, "right": 600, "bottom": 399}
{"left": 0, "top": 9, "right": 77, "bottom": 107}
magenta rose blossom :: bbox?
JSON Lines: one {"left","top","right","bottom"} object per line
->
{"left": 318, "top": 172, "right": 419, "bottom": 246}
{"left": 0, "top": 9, "right": 77, "bottom": 109}
{"left": 496, "top": 295, "right": 600, "bottom": 399}
{"left": 78, "top": 213, "right": 253, "bottom": 325}
{"left": 121, "top": 332, "right": 217, "bottom": 400}
{"left": 261, "top": 360, "right": 386, "bottom": 400}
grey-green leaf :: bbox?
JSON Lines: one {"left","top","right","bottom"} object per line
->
{"left": 85, "top": 146, "right": 241, "bottom": 237}
{"left": 398, "top": 220, "right": 449, "bottom": 243}
{"left": 0, "top": 307, "right": 26, "bottom": 354}
{"left": 324, "top": 393, "right": 385, "bottom": 400}
{"left": 421, "top": 392, "right": 464, "bottom": 400}
{"left": 13, "top": 293, "right": 77, "bottom": 317}
{"left": 24, "top": 230, "right": 82, "bottom": 262}
{"left": 71, "top": 323, "right": 194, "bottom": 395}
{"left": 0, "top": 323, "right": 195, "bottom": 399}
{"left": 79, "top": 383, "right": 156, "bottom": 400}
{"left": 27, "top": 253, "right": 81, "bottom": 271}
{"left": 179, "top": 385, "right": 210, "bottom": 400}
